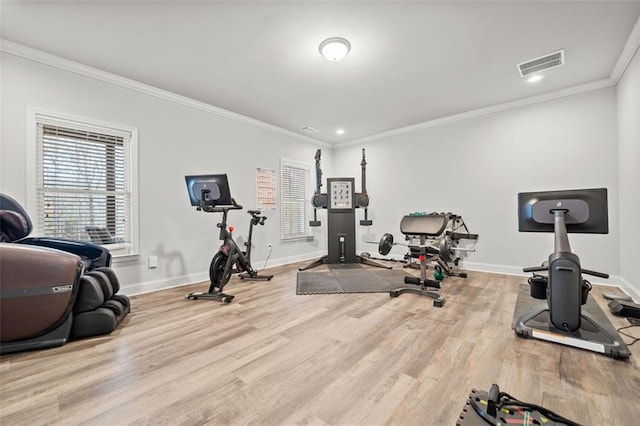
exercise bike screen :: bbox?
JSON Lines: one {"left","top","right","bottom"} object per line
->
{"left": 185, "top": 174, "right": 233, "bottom": 207}
{"left": 517, "top": 187, "right": 608, "bottom": 234}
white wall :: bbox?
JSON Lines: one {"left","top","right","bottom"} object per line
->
{"left": 617, "top": 48, "right": 640, "bottom": 293}
{"left": 0, "top": 52, "right": 331, "bottom": 295}
{"left": 334, "top": 88, "right": 625, "bottom": 288}
{"left": 2, "top": 47, "right": 636, "bottom": 298}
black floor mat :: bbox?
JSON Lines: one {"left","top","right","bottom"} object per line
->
{"left": 296, "top": 266, "right": 412, "bottom": 294}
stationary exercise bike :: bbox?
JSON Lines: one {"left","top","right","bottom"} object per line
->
{"left": 514, "top": 188, "right": 629, "bottom": 359}
{"left": 184, "top": 174, "right": 273, "bottom": 303}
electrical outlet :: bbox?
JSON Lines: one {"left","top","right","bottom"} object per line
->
{"left": 148, "top": 256, "right": 159, "bottom": 269}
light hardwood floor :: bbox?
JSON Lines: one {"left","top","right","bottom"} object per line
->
{"left": 1, "top": 262, "right": 639, "bottom": 425}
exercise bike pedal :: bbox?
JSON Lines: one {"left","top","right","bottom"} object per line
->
{"left": 184, "top": 291, "right": 234, "bottom": 303}
{"left": 238, "top": 273, "right": 274, "bottom": 281}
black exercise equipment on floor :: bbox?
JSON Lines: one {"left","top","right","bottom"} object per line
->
{"left": 377, "top": 213, "right": 478, "bottom": 307}
{"left": 299, "top": 148, "right": 390, "bottom": 271}
{"left": 608, "top": 300, "right": 640, "bottom": 319}
{"left": 457, "top": 384, "right": 580, "bottom": 426}
{"left": 513, "top": 188, "right": 629, "bottom": 359}
{"left": 184, "top": 174, "right": 273, "bottom": 304}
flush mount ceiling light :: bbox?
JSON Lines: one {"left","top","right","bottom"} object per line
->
{"left": 319, "top": 37, "right": 351, "bottom": 61}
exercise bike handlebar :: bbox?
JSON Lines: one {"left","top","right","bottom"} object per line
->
{"left": 523, "top": 266, "right": 547, "bottom": 273}
{"left": 523, "top": 265, "right": 609, "bottom": 279}
{"left": 582, "top": 268, "right": 609, "bottom": 279}
{"left": 200, "top": 198, "right": 243, "bottom": 213}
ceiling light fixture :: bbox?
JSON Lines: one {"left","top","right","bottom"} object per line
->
{"left": 336, "top": 129, "right": 345, "bottom": 135}
{"left": 527, "top": 74, "right": 544, "bottom": 83}
{"left": 319, "top": 37, "right": 351, "bottom": 62}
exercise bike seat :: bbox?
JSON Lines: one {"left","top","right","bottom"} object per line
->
{"left": 400, "top": 214, "right": 448, "bottom": 237}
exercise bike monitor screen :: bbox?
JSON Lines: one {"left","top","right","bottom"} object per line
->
{"left": 185, "top": 174, "right": 233, "bottom": 207}
{"left": 517, "top": 187, "right": 608, "bottom": 234}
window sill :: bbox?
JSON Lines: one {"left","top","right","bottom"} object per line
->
{"left": 100, "top": 243, "right": 139, "bottom": 263}
{"left": 281, "top": 235, "right": 315, "bottom": 242}
{"left": 111, "top": 252, "right": 140, "bottom": 263}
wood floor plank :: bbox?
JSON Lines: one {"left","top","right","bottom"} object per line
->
{"left": 1, "top": 261, "right": 639, "bottom": 425}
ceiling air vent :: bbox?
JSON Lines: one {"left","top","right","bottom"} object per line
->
{"left": 301, "top": 126, "right": 319, "bottom": 134}
{"left": 517, "top": 49, "right": 565, "bottom": 77}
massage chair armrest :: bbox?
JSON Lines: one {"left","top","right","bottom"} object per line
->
{"left": 0, "top": 243, "right": 84, "bottom": 288}
{"left": 0, "top": 244, "right": 83, "bottom": 342}
{"left": 18, "top": 237, "right": 112, "bottom": 269}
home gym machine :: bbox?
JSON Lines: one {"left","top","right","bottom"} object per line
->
{"left": 376, "top": 213, "right": 478, "bottom": 306}
{"left": 514, "top": 188, "right": 629, "bottom": 359}
{"left": 184, "top": 174, "right": 273, "bottom": 303}
{"left": 299, "top": 149, "right": 390, "bottom": 271}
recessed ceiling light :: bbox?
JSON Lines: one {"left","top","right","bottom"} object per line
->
{"left": 319, "top": 37, "right": 351, "bottom": 62}
{"left": 527, "top": 74, "right": 544, "bottom": 83}
{"left": 336, "top": 129, "right": 345, "bottom": 135}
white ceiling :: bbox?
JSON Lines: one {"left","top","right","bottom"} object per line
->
{"left": 2, "top": 1, "right": 639, "bottom": 144}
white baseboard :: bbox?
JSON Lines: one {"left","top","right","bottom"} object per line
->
{"left": 617, "top": 276, "right": 640, "bottom": 303}
{"left": 461, "top": 261, "right": 639, "bottom": 302}
{"left": 120, "top": 271, "right": 209, "bottom": 296}
{"left": 120, "top": 251, "right": 326, "bottom": 296}
{"left": 121, "top": 253, "right": 639, "bottom": 303}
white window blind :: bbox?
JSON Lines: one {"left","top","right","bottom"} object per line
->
{"left": 35, "top": 117, "right": 135, "bottom": 254}
{"left": 281, "top": 160, "right": 310, "bottom": 240}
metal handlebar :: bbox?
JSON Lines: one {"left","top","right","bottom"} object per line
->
{"left": 523, "top": 266, "right": 547, "bottom": 273}
{"left": 582, "top": 269, "right": 609, "bottom": 279}
{"left": 200, "top": 198, "right": 243, "bottom": 213}
{"left": 523, "top": 265, "right": 608, "bottom": 279}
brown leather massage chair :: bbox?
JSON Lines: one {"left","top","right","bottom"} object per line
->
{"left": 0, "top": 193, "right": 130, "bottom": 354}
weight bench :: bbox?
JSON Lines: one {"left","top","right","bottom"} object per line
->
{"left": 402, "top": 213, "right": 477, "bottom": 279}
{"left": 381, "top": 213, "right": 478, "bottom": 306}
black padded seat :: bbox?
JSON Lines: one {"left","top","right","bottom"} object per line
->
{"left": 400, "top": 214, "right": 449, "bottom": 237}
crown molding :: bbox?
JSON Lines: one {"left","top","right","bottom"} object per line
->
{"left": 336, "top": 14, "right": 640, "bottom": 148}
{"left": 611, "top": 15, "right": 640, "bottom": 83}
{"left": 0, "top": 39, "right": 332, "bottom": 148}
{"left": 2, "top": 29, "right": 635, "bottom": 151}
{"left": 335, "top": 78, "right": 616, "bottom": 148}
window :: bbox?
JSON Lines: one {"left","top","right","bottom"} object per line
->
{"left": 29, "top": 110, "right": 138, "bottom": 258}
{"left": 280, "top": 159, "right": 311, "bottom": 240}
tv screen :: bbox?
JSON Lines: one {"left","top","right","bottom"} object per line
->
{"left": 185, "top": 174, "right": 233, "bottom": 207}
{"left": 517, "top": 188, "right": 608, "bottom": 234}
